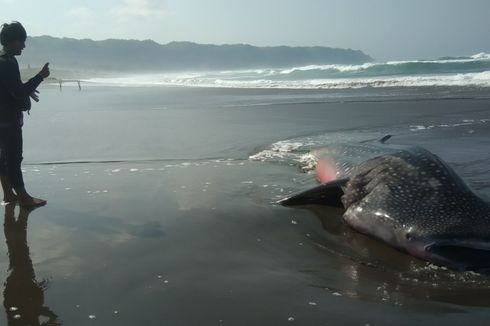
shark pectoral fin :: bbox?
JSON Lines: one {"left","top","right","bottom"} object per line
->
{"left": 278, "top": 178, "right": 348, "bottom": 207}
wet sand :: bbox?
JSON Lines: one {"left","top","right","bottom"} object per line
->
{"left": 0, "top": 160, "right": 488, "bottom": 325}
{"left": 1, "top": 86, "right": 489, "bottom": 325}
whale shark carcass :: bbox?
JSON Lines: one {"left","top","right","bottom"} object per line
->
{"left": 280, "top": 138, "right": 490, "bottom": 272}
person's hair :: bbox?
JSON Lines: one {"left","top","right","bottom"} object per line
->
{"left": 1, "top": 21, "right": 27, "bottom": 46}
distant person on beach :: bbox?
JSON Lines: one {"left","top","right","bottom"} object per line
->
{"left": 0, "top": 22, "right": 50, "bottom": 207}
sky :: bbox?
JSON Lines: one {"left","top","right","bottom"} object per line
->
{"left": 1, "top": 0, "right": 489, "bottom": 61}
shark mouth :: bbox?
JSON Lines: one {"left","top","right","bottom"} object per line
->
{"left": 425, "top": 242, "right": 490, "bottom": 273}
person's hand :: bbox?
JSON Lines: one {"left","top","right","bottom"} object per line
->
{"left": 38, "top": 62, "right": 50, "bottom": 79}
{"left": 30, "top": 89, "right": 40, "bottom": 102}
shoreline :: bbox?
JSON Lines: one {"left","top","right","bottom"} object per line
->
{"left": 39, "top": 81, "right": 490, "bottom": 106}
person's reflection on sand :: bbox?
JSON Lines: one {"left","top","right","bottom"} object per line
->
{"left": 3, "top": 204, "right": 60, "bottom": 326}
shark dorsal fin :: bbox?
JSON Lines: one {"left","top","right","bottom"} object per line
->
{"left": 379, "top": 135, "right": 392, "bottom": 144}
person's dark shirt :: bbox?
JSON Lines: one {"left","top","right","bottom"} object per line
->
{"left": 0, "top": 52, "right": 43, "bottom": 124}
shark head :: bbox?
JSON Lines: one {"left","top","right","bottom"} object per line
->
{"left": 342, "top": 201, "right": 490, "bottom": 272}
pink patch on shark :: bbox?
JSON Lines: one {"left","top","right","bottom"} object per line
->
{"left": 316, "top": 158, "right": 339, "bottom": 183}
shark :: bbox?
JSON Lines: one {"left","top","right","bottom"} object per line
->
{"left": 280, "top": 137, "right": 490, "bottom": 272}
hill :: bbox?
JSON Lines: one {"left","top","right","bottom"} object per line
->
{"left": 19, "top": 36, "right": 372, "bottom": 72}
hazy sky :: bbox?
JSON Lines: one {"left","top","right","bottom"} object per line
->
{"left": 1, "top": 0, "right": 489, "bottom": 60}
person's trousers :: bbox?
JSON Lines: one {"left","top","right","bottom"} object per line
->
{"left": 0, "top": 124, "right": 24, "bottom": 187}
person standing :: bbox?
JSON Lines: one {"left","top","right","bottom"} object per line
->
{"left": 0, "top": 22, "right": 50, "bottom": 207}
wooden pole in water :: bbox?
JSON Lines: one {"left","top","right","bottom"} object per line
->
{"left": 58, "top": 79, "right": 82, "bottom": 91}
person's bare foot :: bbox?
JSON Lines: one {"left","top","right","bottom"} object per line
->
{"left": 19, "top": 196, "right": 47, "bottom": 207}
{"left": 2, "top": 195, "right": 18, "bottom": 205}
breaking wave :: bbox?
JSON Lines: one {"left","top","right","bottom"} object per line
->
{"left": 83, "top": 53, "right": 490, "bottom": 89}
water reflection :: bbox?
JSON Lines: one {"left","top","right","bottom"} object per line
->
{"left": 308, "top": 206, "right": 490, "bottom": 309}
{"left": 3, "top": 204, "right": 60, "bottom": 326}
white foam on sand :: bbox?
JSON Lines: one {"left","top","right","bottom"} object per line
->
{"left": 409, "top": 118, "right": 488, "bottom": 132}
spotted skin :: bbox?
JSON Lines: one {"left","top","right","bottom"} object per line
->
{"left": 283, "top": 145, "right": 490, "bottom": 272}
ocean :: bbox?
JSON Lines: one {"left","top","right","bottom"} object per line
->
{"left": 84, "top": 52, "right": 490, "bottom": 89}
{"left": 0, "top": 57, "right": 489, "bottom": 325}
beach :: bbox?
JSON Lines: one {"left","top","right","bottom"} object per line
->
{"left": 1, "top": 84, "right": 489, "bottom": 325}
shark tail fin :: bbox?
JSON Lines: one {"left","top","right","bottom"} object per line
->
{"left": 278, "top": 178, "right": 348, "bottom": 208}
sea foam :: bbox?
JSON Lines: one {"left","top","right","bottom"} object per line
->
{"left": 81, "top": 53, "right": 490, "bottom": 89}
